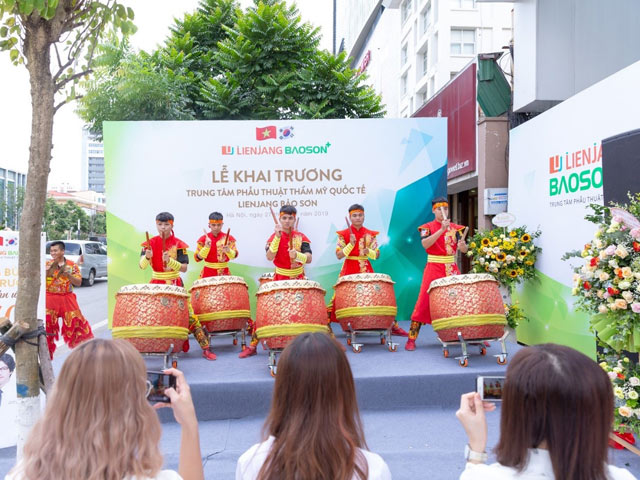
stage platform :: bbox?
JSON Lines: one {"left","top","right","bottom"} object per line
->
{"left": 138, "top": 321, "right": 518, "bottom": 423}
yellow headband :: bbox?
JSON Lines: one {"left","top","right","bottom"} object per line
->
{"left": 209, "top": 219, "right": 223, "bottom": 224}
{"left": 349, "top": 209, "right": 364, "bottom": 214}
{"left": 432, "top": 202, "right": 448, "bottom": 211}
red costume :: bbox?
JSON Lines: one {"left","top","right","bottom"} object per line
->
{"left": 411, "top": 220, "right": 465, "bottom": 324}
{"left": 140, "top": 234, "right": 189, "bottom": 286}
{"left": 45, "top": 259, "right": 93, "bottom": 358}
{"left": 266, "top": 230, "right": 311, "bottom": 280}
{"left": 335, "top": 226, "right": 379, "bottom": 275}
{"left": 327, "top": 226, "right": 379, "bottom": 323}
{"left": 194, "top": 232, "right": 238, "bottom": 277}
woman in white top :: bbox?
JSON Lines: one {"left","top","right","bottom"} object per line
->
{"left": 5, "top": 338, "right": 203, "bottom": 480}
{"left": 236, "top": 332, "right": 392, "bottom": 480}
{"left": 456, "top": 343, "right": 637, "bottom": 480}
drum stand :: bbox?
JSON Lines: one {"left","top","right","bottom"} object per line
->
{"left": 140, "top": 344, "right": 179, "bottom": 369}
{"left": 204, "top": 327, "right": 246, "bottom": 351}
{"left": 267, "top": 348, "right": 284, "bottom": 377}
{"left": 438, "top": 331, "right": 508, "bottom": 367}
{"left": 346, "top": 323, "right": 398, "bottom": 353}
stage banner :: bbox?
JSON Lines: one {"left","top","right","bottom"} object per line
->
{"left": 0, "top": 231, "right": 46, "bottom": 449}
{"left": 104, "top": 118, "right": 447, "bottom": 323}
{"left": 508, "top": 60, "right": 640, "bottom": 357}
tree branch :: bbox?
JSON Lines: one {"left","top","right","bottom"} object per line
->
{"left": 54, "top": 68, "right": 93, "bottom": 92}
{"left": 54, "top": 93, "right": 84, "bottom": 113}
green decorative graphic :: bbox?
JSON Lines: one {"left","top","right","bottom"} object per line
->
{"left": 513, "top": 269, "right": 596, "bottom": 358}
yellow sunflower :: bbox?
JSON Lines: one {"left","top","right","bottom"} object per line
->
{"left": 470, "top": 242, "right": 477, "bottom": 249}
{"left": 521, "top": 233, "right": 531, "bottom": 243}
{"left": 508, "top": 269, "right": 518, "bottom": 278}
{"left": 496, "top": 252, "right": 506, "bottom": 261}
{"left": 517, "top": 268, "right": 524, "bottom": 275}
{"left": 525, "top": 260, "right": 534, "bottom": 266}
{"left": 519, "top": 250, "right": 528, "bottom": 257}
{"left": 481, "top": 238, "right": 490, "bottom": 247}
{"left": 509, "top": 230, "right": 517, "bottom": 237}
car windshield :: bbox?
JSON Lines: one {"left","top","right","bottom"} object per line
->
{"left": 46, "top": 242, "right": 81, "bottom": 255}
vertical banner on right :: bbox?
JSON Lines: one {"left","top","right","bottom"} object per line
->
{"left": 508, "top": 60, "right": 640, "bottom": 357}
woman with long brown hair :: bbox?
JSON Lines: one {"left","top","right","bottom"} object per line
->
{"left": 456, "top": 343, "right": 637, "bottom": 479}
{"left": 235, "top": 332, "right": 391, "bottom": 480}
{"left": 6, "top": 338, "right": 204, "bottom": 480}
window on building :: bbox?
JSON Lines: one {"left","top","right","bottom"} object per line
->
{"left": 420, "top": 90, "right": 428, "bottom": 104}
{"left": 432, "top": 32, "right": 438, "bottom": 64}
{"left": 401, "top": 73, "right": 408, "bottom": 97}
{"left": 401, "top": 43, "right": 408, "bottom": 66}
{"left": 421, "top": 2, "right": 431, "bottom": 33}
{"left": 450, "top": 28, "right": 475, "bottom": 55}
{"left": 429, "top": 77, "right": 435, "bottom": 96}
{"left": 401, "top": 0, "right": 412, "bottom": 24}
{"left": 421, "top": 49, "right": 429, "bottom": 76}
{"left": 450, "top": 0, "right": 475, "bottom": 8}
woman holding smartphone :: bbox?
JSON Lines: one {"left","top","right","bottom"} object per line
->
{"left": 6, "top": 339, "right": 204, "bottom": 480}
{"left": 456, "top": 343, "right": 637, "bottom": 480}
{"left": 236, "top": 332, "right": 391, "bottom": 480}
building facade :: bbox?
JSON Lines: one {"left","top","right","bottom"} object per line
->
{"left": 81, "top": 127, "right": 105, "bottom": 193}
{"left": 0, "top": 167, "right": 26, "bottom": 229}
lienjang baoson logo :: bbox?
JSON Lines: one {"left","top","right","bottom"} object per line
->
{"left": 548, "top": 142, "right": 603, "bottom": 196}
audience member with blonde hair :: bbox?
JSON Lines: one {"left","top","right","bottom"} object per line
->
{"left": 236, "top": 332, "right": 391, "bottom": 480}
{"left": 6, "top": 338, "right": 204, "bottom": 480}
{"left": 456, "top": 343, "right": 637, "bottom": 480}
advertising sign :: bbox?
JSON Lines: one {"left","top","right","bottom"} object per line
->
{"left": 413, "top": 62, "right": 477, "bottom": 180}
{"left": 104, "top": 118, "right": 448, "bottom": 322}
{"left": 508, "top": 60, "right": 640, "bottom": 356}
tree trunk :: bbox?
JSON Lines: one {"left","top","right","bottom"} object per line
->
{"left": 14, "top": 18, "right": 56, "bottom": 458}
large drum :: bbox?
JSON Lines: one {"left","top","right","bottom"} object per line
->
{"left": 190, "top": 276, "right": 251, "bottom": 332}
{"left": 334, "top": 273, "right": 397, "bottom": 331}
{"left": 112, "top": 284, "right": 190, "bottom": 353}
{"left": 428, "top": 274, "right": 506, "bottom": 342}
{"left": 255, "top": 280, "right": 329, "bottom": 349}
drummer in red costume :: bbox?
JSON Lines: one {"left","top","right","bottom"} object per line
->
{"left": 239, "top": 204, "right": 312, "bottom": 358}
{"left": 329, "top": 204, "right": 408, "bottom": 337}
{"left": 405, "top": 197, "right": 468, "bottom": 351}
{"left": 45, "top": 241, "right": 94, "bottom": 358}
{"left": 194, "top": 212, "right": 238, "bottom": 277}
{"left": 139, "top": 212, "right": 216, "bottom": 360}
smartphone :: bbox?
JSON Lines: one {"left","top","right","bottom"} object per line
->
{"left": 146, "top": 370, "right": 176, "bottom": 403}
{"left": 477, "top": 376, "right": 506, "bottom": 401}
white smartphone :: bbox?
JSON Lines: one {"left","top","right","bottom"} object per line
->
{"left": 476, "top": 376, "right": 505, "bottom": 401}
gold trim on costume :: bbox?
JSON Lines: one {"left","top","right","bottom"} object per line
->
{"left": 204, "top": 261, "right": 229, "bottom": 269}
{"left": 274, "top": 266, "right": 304, "bottom": 278}
{"left": 427, "top": 255, "right": 455, "bottom": 264}
{"left": 151, "top": 270, "right": 181, "bottom": 280}
{"left": 345, "top": 256, "right": 368, "bottom": 260}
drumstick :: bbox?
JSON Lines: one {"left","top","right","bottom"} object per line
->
{"left": 223, "top": 228, "right": 231, "bottom": 246}
{"left": 161, "top": 235, "right": 166, "bottom": 267}
{"left": 345, "top": 216, "right": 354, "bottom": 235}
{"left": 461, "top": 227, "right": 469, "bottom": 240}
{"left": 269, "top": 206, "right": 279, "bottom": 225}
{"left": 295, "top": 217, "right": 299, "bottom": 231}
{"left": 145, "top": 231, "right": 150, "bottom": 249}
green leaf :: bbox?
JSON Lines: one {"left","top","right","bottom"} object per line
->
{"left": 0, "top": 27, "right": 7, "bottom": 37}
{"left": 9, "top": 47, "right": 18, "bottom": 62}
{"left": 126, "top": 6, "right": 134, "bottom": 19}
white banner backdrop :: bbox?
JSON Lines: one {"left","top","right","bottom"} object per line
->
{"left": 508, "top": 60, "right": 640, "bottom": 355}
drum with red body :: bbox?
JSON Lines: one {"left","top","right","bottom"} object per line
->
{"left": 190, "top": 276, "right": 251, "bottom": 332}
{"left": 112, "top": 284, "right": 190, "bottom": 353}
{"left": 428, "top": 274, "right": 506, "bottom": 341}
{"left": 255, "top": 280, "right": 328, "bottom": 349}
{"left": 333, "top": 273, "right": 397, "bottom": 331}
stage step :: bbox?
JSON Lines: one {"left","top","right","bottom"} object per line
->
{"left": 145, "top": 322, "right": 517, "bottom": 423}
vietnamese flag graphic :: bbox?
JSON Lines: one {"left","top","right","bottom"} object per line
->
{"left": 256, "top": 126, "right": 276, "bottom": 141}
